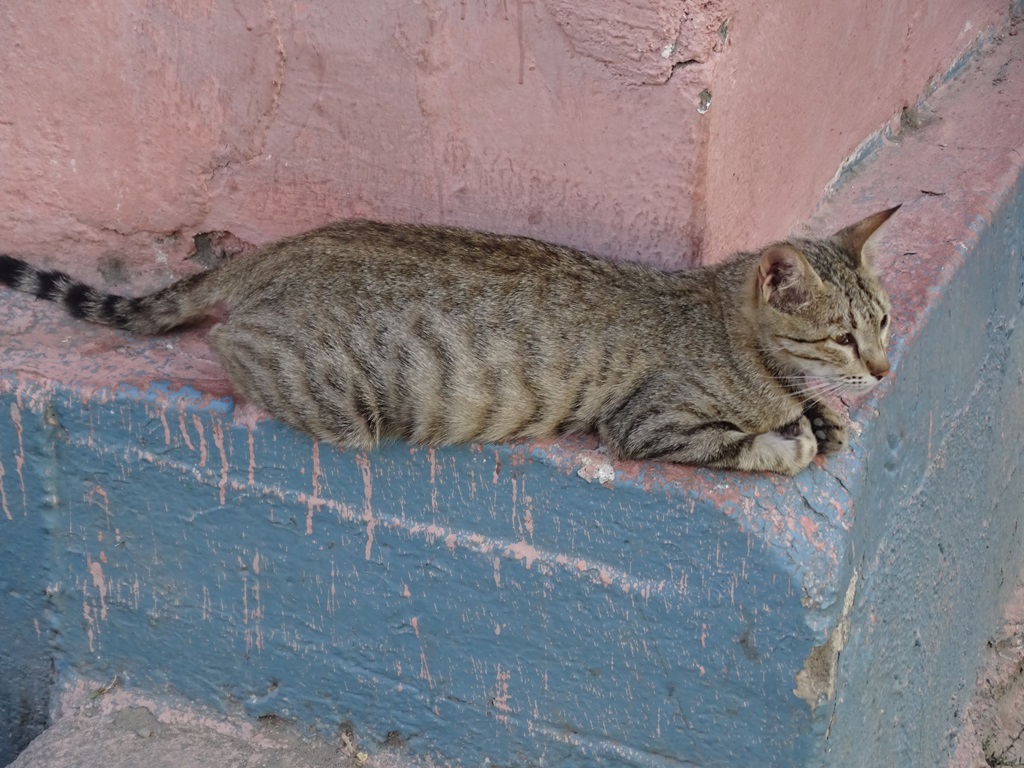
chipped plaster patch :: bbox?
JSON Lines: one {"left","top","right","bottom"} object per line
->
{"left": 794, "top": 568, "right": 858, "bottom": 711}
{"left": 577, "top": 454, "right": 615, "bottom": 484}
{"left": 545, "top": 0, "right": 727, "bottom": 84}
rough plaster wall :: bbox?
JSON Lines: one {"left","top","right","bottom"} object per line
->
{"left": 0, "top": 0, "right": 726, "bottom": 276}
{"left": 701, "top": 0, "right": 1007, "bottom": 260}
{"left": 0, "top": 1, "right": 1007, "bottom": 275}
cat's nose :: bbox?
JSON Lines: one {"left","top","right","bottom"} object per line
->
{"left": 869, "top": 358, "right": 891, "bottom": 380}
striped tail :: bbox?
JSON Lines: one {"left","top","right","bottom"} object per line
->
{"left": 0, "top": 254, "right": 225, "bottom": 335}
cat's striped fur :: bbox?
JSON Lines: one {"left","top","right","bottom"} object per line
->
{"left": 0, "top": 207, "right": 898, "bottom": 475}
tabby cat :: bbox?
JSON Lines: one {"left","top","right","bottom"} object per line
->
{"left": 0, "top": 206, "right": 898, "bottom": 475}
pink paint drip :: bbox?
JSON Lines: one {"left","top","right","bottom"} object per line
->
{"left": 510, "top": 472, "right": 518, "bottom": 532}
{"left": 306, "top": 441, "right": 323, "bottom": 535}
{"left": 0, "top": 458, "right": 10, "bottom": 520}
{"left": 246, "top": 426, "right": 256, "bottom": 487}
{"left": 211, "top": 418, "right": 228, "bottom": 506}
{"left": 428, "top": 446, "right": 439, "bottom": 515}
{"left": 177, "top": 410, "right": 195, "bottom": 451}
{"left": 158, "top": 407, "right": 171, "bottom": 446}
{"left": 87, "top": 555, "right": 108, "bottom": 621}
{"left": 522, "top": 477, "right": 534, "bottom": 537}
{"left": 356, "top": 454, "right": 375, "bottom": 560}
{"left": 192, "top": 415, "right": 208, "bottom": 467}
{"left": 87, "top": 484, "right": 111, "bottom": 529}
{"left": 82, "top": 602, "right": 96, "bottom": 653}
{"left": 10, "top": 402, "right": 26, "bottom": 513}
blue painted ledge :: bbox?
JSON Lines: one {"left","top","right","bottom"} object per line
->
{"left": 0, "top": 364, "right": 857, "bottom": 767}
{"left": 2, "top": 27, "right": 1024, "bottom": 768}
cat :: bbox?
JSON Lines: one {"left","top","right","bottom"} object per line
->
{"left": 0, "top": 206, "right": 898, "bottom": 476}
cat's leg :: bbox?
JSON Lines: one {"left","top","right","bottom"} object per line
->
{"left": 600, "top": 412, "right": 819, "bottom": 476}
{"left": 803, "top": 401, "right": 848, "bottom": 456}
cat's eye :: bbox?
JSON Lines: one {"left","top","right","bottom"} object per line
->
{"left": 880, "top": 313, "right": 890, "bottom": 329}
{"left": 832, "top": 333, "right": 857, "bottom": 346}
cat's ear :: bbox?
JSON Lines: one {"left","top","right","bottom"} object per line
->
{"left": 757, "top": 245, "right": 823, "bottom": 312}
{"left": 833, "top": 205, "right": 901, "bottom": 271}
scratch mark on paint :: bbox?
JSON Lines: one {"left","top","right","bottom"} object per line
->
{"left": 356, "top": 454, "right": 375, "bottom": 560}
{"left": 493, "top": 665, "right": 512, "bottom": 722}
{"left": 410, "top": 617, "right": 434, "bottom": 688}
{"left": 927, "top": 410, "right": 933, "bottom": 462}
{"left": 493, "top": 450, "right": 501, "bottom": 483}
{"left": 328, "top": 559, "right": 339, "bottom": 614}
{"left": 211, "top": 419, "right": 228, "bottom": 506}
{"left": 250, "top": 577, "right": 264, "bottom": 652}
{"left": 493, "top": 556, "right": 502, "bottom": 587}
{"left": 192, "top": 415, "right": 208, "bottom": 467}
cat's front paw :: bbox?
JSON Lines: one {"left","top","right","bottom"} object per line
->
{"left": 804, "top": 404, "right": 848, "bottom": 456}
{"left": 743, "top": 416, "right": 817, "bottom": 475}
{"left": 776, "top": 415, "right": 818, "bottom": 474}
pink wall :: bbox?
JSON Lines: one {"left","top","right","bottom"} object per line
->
{"left": 0, "top": 0, "right": 1009, "bottom": 278}
{"left": 701, "top": 0, "right": 1006, "bottom": 259}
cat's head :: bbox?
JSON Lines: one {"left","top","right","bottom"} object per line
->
{"left": 751, "top": 206, "right": 900, "bottom": 400}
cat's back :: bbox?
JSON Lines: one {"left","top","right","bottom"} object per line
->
{"left": 253, "top": 220, "right": 649, "bottom": 290}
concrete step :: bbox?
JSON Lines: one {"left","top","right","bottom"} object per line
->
{"left": 3, "top": 22, "right": 1024, "bottom": 768}
{"left": 7, "top": 690, "right": 434, "bottom": 768}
